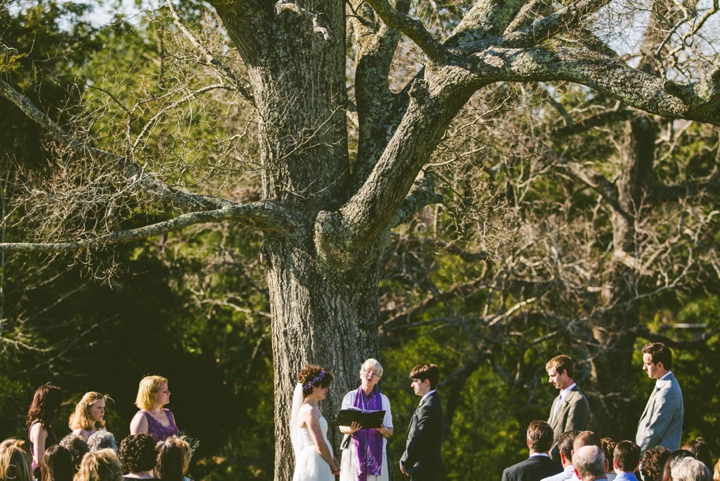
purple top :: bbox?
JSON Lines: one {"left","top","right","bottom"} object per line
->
{"left": 140, "top": 409, "right": 179, "bottom": 441}
{"left": 28, "top": 420, "right": 57, "bottom": 475}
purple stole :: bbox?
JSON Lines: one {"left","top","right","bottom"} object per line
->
{"left": 352, "top": 386, "right": 383, "bottom": 480}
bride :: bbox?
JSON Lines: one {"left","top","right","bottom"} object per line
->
{"left": 291, "top": 365, "right": 341, "bottom": 480}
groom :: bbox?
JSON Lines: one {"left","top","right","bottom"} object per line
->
{"left": 400, "top": 363, "right": 445, "bottom": 480}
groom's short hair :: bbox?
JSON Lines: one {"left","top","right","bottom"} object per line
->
{"left": 409, "top": 364, "right": 440, "bottom": 389}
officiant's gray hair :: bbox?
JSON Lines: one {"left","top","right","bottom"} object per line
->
{"left": 361, "top": 359, "right": 383, "bottom": 378}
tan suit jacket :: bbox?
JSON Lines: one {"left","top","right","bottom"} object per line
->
{"left": 548, "top": 385, "right": 589, "bottom": 442}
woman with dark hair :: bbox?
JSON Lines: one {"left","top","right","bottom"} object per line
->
{"left": 59, "top": 434, "right": 89, "bottom": 474}
{"left": 118, "top": 434, "right": 159, "bottom": 480}
{"left": 290, "top": 364, "right": 339, "bottom": 480}
{"left": 155, "top": 437, "right": 185, "bottom": 481}
{"left": 682, "top": 437, "right": 713, "bottom": 472}
{"left": 661, "top": 450, "right": 695, "bottom": 481}
{"left": 27, "top": 383, "right": 63, "bottom": 479}
{"left": 40, "top": 445, "right": 74, "bottom": 481}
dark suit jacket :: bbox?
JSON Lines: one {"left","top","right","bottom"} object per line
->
{"left": 548, "top": 385, "right": 589, "bottom": 442}
{"left": 400, "top": 391, "right": 445, "bottom": 478}
{"left": 501, "top": 455, "right": 562, "bottom": 481}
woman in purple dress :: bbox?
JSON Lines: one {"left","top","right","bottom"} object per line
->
{"left": 27, "top": 383, "right": 64, "bottom": 479}
{"left": 129, "top": 376, "right": 179, "bottom": 442}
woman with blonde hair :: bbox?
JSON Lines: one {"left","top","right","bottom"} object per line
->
{"left": 69, "top": 393, "right": 113, "bottom": 441}
{"left": 0, "top": 438, "right": 33, "bottom": 481}
{"left": 129, "top": 377, "right": 179, "bottom": 442}
{"left": 74, "top": 449, "right": 122, "bottom": 481}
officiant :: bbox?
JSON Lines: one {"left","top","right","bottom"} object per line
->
{"left": 339, "top": 358, "right": 394, "bottom": 481}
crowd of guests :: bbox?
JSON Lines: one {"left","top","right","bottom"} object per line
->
{"left": 0, "top": 375, "right": 193, "bottom": 481}
{"left": 501, "top": 420, "right": 719, "bottom": 481}
{"left": 502, "top": 342, "right": 715, "bottom": 481}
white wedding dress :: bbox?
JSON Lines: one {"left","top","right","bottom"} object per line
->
{"left": 291, "top": 384, "right": 334, "bottom": 481}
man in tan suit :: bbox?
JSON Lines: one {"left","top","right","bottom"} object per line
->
{"left": 546, "top": 355, "right": 590, "bottom": 463}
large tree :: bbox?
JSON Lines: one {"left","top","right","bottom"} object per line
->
{"left": 2, "top": 0, "right": 720, "bottom": 477}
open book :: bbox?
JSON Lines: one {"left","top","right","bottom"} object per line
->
{"left": 337, "top": 408, "right": 386, "bottom": 429}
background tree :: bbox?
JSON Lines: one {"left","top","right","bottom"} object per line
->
{"left": 1, "top": 0, "right": 720, "bottom": 479}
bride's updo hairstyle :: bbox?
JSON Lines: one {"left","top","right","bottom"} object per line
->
{"left": 297, "top": 365, "right": 334, "bottom": 397}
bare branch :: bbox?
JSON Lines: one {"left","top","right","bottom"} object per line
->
{"left": 363, "top": 0, "right": 448, "bottom": 63}
{"left": 275, "top": 0, "right": 332, "bottom": 40}
{"left": 0, "top": 76, "right": 232, "bottom": 211}
{"left": 461, "top": 47, "right": 720, "bottom": 125}
{"left": 551, "top": 109, "right": 640, "bottom": 137}
{"left": 391, "top": 170, "right": 443, "bottom": 227}
{"left": 166, "top": 0, "right": 255, "bottom": 104}
{"left": 0, "top": 201, "right": 296, "bottom": 252}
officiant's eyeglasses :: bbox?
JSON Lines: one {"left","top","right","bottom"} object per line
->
{"left": 362, "top": 369, "right": 381, "bottom": 378}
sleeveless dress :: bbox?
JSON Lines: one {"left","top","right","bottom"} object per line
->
{"left": 139, "top": 409, "right": 180, "bottom": 441}
{"left": 293, "top": 416, "right": 334, "bottom": 481}
{"left": 28, "top": 420, "right": 57, "bottom": 479}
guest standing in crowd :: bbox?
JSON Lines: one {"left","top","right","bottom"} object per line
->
{"left": 400, "top": 363, "right": 445, "bottom": 480}
{"left": 0, "top": 438, "right": 33, "bottom": 481}
{"left": 27, "top": 383, "right": 64, "bottom": 479}
{"left": 69, "top": 393, "right": 112, "bottom": 442}
{"left": 174, "top": 436, "right": 194, "bottom": 481}
{"left": 572, "top": 445, "right": 607, "bottom": 481}
{"left": 59, "top": 434, "right": 89, "bottom": 474}
{"left": 501, "top": 420, "right": 562, "bottom": 481}
{"left": 541, "top": 430, "right": 579, "bottom": 481}
{"left": 40, "top": 445, "right": 74, "bottom": 481}
{"left": 670, "top": 457, "right": 712, "bottom": 481}
{"left": 88, "top": 431, "right": 117, "bottom": 453}
{"left": 118, "top": 434, "right": 158, "bottom": 480}
{"left": 546, "top": 356, "right": 589, "bottom": 462}
{"left": 612, "top": 441, "right": 641, "bottom": 481}
{"left": 639, "top": 446, "right": 670, "bottom": 481}
{"left": 636, "top": 343, "right": 684, "bottom": 452}
{"left": 74, "top": 449, "right": 123, "bottom": 481}
{"left": 130, "top": 376, "right": 179, "bottom": 442}
{"left": 339, "top": 358, "right": 393, "bottom": 481}
{"left": 155, "top": 437, "right": 187, "bottom": 481}
{"left": 682, "top": 437, "right": 713, "bottom": 472}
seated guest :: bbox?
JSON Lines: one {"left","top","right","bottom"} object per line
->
{"left": 682, "top": 437, "right": 713, "bottom": 472}
{"left": 502, "top": 421, "right": 563, "bottom": 481}
{"left": 175, "top": 437, "right": 194, "bottom": 481}
{"left": 670, "top": 457, "right": 712, "bottom": 481}
{"left": 639, "top": 446, "right": 670, "bottom": 481}
{"left": 602, "top": 438, "right": 617, "bottom": 481}
{"left": 60, "top": 435, "right": 89, "bottom": 474}
{"left": 41, "top": 445, "right": 74, "bottom": 481}
{"left": 88, "top": 431, "right": 117, "bottom": 453}
{"left": 155, "top": 437, "right": 186, "bottom": 481}
{"left": 713, "top": 458, "right": 720, "bottom": 481}
{"left": 660, "top": 450, "right": 695, "bottom": 481}
{"left": 573, "top": 446, "right": 607, "bottom": 481}
{"left": 0, "top": 438, "right": 32, "bottom": 481}
{"left": 569, "top": 431, "right": 603, "bottom": 481}
{"left": 542, "top": 431, "right": 579, "bottom": 481}
{"left": 613, "top": 441, "right": 641, "bottom": 481}
{"left": 118, "top": 434, "right": 158, "bottom": 480}
{"left": 74, "top": 449, "right": 123, "bottom": 481}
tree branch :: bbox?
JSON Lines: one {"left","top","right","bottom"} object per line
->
{"left": 363, "top": 0, "right": 448, "bottom": 63}
{"left": 166, "top": 0, "right": 255, "bottom": 104}
{"left": 557, "top": 156, "right": 631, "bottom": 220}
{"left": 0, "top": 76, "right": 232, "bottom": 211}
{"left": 390, "top": 170, "right": 443, "bottom": 227}
{"left": 0, "top": 201, "right": 295, "bottom": 252}
{"left": 551, "top": 109, "right": 640, "bottom": 137}
{"left": 457, "top": 0, "right": 612, "bottom": 53}
{"left": 461, "top": 47, "right": 720, "bottom": 126}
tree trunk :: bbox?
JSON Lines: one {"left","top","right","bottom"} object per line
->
{"left": 266, "top": 231, "right": 383, "bottom": 478}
